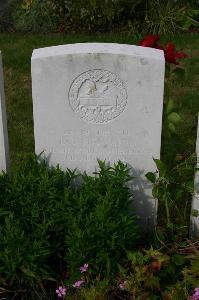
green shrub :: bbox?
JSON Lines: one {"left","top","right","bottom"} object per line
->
{"left": 57, "top": 0, "right": 144, "bottom": 31}
{"left": 14, "top": 0, "right": 145, "bottom": 32}
{"left": 144, "top": 0, "right": 183, "bottom": 35}
{"left": 3, "top": 0, "right": 199, "bottom": 33}
{"left": 12, "top": 0, "right": 199, "bottom": 33}
{"left": 146, "top": 154, "right": 196, "bottom": 240}
{"left": 0, "top": 155, "right": 139, "bottom": 299}
{"left": 0, "top": 155, "right": 75, "bottom": 298}
{"left": 14, "top": 0, "right": 58, "bottom": 32}
{"left": 64, "top": 160, "right": 139, "bottom": 279}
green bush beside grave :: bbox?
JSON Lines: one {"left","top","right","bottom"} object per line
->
{"left": 0, "top": 155, "right": 198, "bottom": 299}
{"left": 0, "top": 155, "right": 139, "bottom": 298}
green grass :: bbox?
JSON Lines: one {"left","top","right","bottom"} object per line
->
{"left": 0, "top": 33, "right": 198, "bottom": 165}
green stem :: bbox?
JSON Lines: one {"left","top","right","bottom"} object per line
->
{"left": 164, "top": 193, "right": 171, "bottom": 229}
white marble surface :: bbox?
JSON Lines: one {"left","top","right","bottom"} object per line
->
{"left": 190, "top": 116, "right": 199, "bottom": 238}
{"left": 32, "top": 43, "right": 165, "bottom": 229}
{"left": 0, "top": 51, "right": 9, "bottom": 173}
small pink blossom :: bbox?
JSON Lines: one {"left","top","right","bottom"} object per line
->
{"left": 80, "top": 263, "right": 89, "bottom": 273}
{"left": 190, "top": 288, "right": 199, "bottom": 300}
{"left": 73, "top": 280, "right": 85, "bottom": 289}
{"left": 119, "top": 281, "right": 127, "bottom": 290}
{"left": 56, "top": 286, "right": 67, "bottom": 298}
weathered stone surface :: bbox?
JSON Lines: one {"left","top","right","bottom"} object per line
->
{"left": 32, "top": 43, "right": 165, "bottom": 229}
{"left": 0, "top": 51, "right": 9, "bottom": 173}
{"left": 190, "top": 116, "right": 199, "bottom": 238}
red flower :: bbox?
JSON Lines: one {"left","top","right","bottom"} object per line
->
{"left": 139, "top": 35, "right": 160, "bottom": 48}
{"left": 139, "top": 35, "right": 188, "bottom": 65}
{"left": 164, "top": 42, "right": 187, "bottom": 64}
{"left": 175, "top": 51, "right": 188, "bottom": 59}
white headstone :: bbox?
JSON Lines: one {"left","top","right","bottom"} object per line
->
{"left": 190, "top": 116, "right": 199, "bottom": 238}
{"left": 32, "top": 43, "right": 165, "bottom": 229}
{"left": 0, "top": 51, "right": 9, "bottom": 173}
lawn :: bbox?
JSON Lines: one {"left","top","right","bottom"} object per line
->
{"left": 0, "top": 32, "right": 198, "bottom": 166}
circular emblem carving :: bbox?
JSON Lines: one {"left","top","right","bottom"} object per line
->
{"left": 68, "top": 69, "right": 127, "bottom": 124}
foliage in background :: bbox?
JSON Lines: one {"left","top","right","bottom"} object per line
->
{"left": 14, "top": 0, "right": 58, "bottom": 32}
{"left": 13, "top": 0, "right": 144, "bottom": 33}
{"left": 0, "top": 155, "right": 139, "bottom": 299}
{"left": 144, "top": 0, "right": 184, "bottom": 35}
{"left": 0, "top": 0, "right": 19, "bottom": 31}
{"left": 9, "top": 0, "right": 199, "bottom": 33}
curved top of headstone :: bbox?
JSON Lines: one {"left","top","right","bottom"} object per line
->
{"left": 32, "top": 43, "right": 164, "bottom": 61}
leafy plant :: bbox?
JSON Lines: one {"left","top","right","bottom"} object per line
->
{"left": 146, "top": 155, "right": 197, "bottom": 239}
{"left": 114, "top": 246, "right": 193, "bottom": 300}
{"left": 144, "top": 0, "right": 184, "bottom": 35}
{"left": 163, "top": 98, "right": 181, "bottom": 137}
{"left": 56, "top": 243, "right": 199, "bottom": 300}
{"left": 184, "top": 252, "right": 199, "bottom": 288}
{"left": 14, "top": 0, "right": 58, "bottom": 32}
{"left": 179, "top": 7, "right": 199, "bottom": 31}
{"left": 0, "top": 155, "right": 139, "bottom": 299}
{"left": 64, "top": 160, "right": 139, "bottom": 279}
{"left": 0, "top": 154, "right": 76, "bottom": 298}
{"left": 13, "top": 0, "right": 145, "bottom": 32}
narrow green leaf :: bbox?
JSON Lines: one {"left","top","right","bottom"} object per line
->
{"left": 145, "top": 172, "right": 156, "bottom": 183}
{"left": 153, "top": 159, "right": 167, "bottom": 174}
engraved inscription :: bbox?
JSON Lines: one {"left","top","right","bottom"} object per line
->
{"left": 46, "top": 128, "right": 154, "bottom": 164}
{"left": 68, "top": 69, "right": 127, "bottom": 123}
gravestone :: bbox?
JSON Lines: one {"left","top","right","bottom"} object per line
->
{"left": 32, "top": 43, "right": 165, "bottom": 229}
{"left": 190, "top": 116, "right": 199, "bottom": 238}
{"left": 0, "top": 51, "right": 9, "bottom": 173}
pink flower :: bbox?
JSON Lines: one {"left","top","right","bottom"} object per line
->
{"left": 190, "top": 288, "right": 199, "bottom": 300}
{"left": 119, "top": 281, "right": 127, "bottom": 290}
{"left": 73, "top": 280, "right": 85, "bottom": 289}
{"left": 56, "top": 286, "right": 67, "bottom": 298}
{"left": 80, "top": 263, "right": 89, "bottom": 273}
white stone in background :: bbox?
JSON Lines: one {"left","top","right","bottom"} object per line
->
{"left": 190, "top": 116, "right": 199, "bottom": 238}
{"left": 0, "top": 51, "right": 9, "bottom": 173}
{"left": 32, "top": 43, "right": 165, "bottom": 230}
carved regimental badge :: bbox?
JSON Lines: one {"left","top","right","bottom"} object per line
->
{"left": 69, "top": 69, "right": 127, "bottom": 123}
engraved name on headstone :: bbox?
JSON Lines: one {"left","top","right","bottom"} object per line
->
{"left": 190, "top": 116, "right": 199, "bottom": 238}
{"left": 0, "top": 51, "right": 9, "bottom": 173}
{"left": 32, "top": 43, "right": 165, "bottom": 229}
